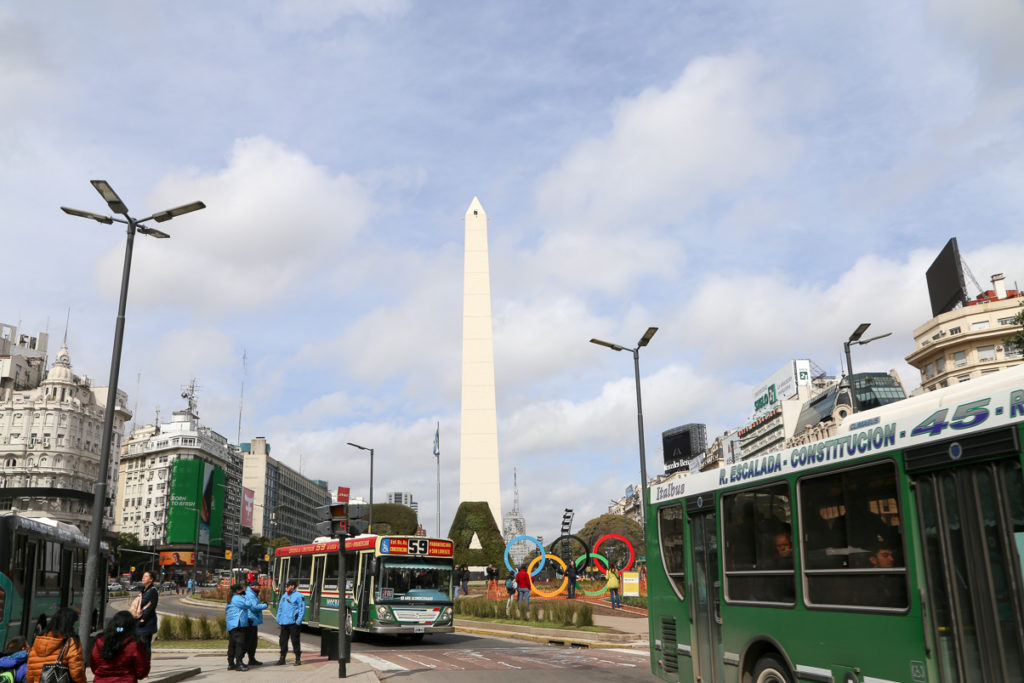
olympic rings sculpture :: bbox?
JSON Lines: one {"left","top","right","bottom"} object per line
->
{"left": 502, "top": 533, "right": 636, "bottom": 596}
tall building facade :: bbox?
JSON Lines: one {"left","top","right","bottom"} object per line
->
{"left": 460, "top": 197, "right": 503, "bottom": 528}
{"left": 906, "top": 273, "right": 1023, "bottom": 391}
{"left": 115, "top": 402, "right": 241, "bottom": 557}
{"left": 0, "top": 324, "right": 49, "bottom": 399}
{"left": 386, "top": 491, "right": 418, "bottom": 514}
{"left": 241, "top": 436, "right": 330, "bottom": 544}
{"left": 0, "top": 344, "right": 130, "bottom": 536}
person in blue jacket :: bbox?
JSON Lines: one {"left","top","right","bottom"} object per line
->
{"left": 243, "top": 579, "right": 268, "bottom": 667}
{"left": 1, "top": 636, "right": 29, "bottom": 683}
{"left": 275, "top": 580, "right": 306, "bottom": 666}
{"left": 224, "top": 583, "right": 250, "bottom": 672}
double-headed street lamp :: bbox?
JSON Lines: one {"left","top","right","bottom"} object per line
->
{"left": 844, "top": 323, "right": 892, "bottom": 413}
{"left": 590, "top": 327, "right": 658, "bottom": 533}
{"left": 62, "top": 180, "right": 204, "bottom": 650}
{"left": 346, "top": 442, "right": 374, "bottom": 532}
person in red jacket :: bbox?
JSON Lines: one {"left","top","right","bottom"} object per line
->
{"left": 89, "top": 611, "right": 150, "bottom": 683}
{"left": 515, "top": 565, "right": 531, "bottom": 608}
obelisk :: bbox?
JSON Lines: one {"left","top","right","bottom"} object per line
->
{"left": 459, "top": 197, "right": 502, "bottom": 528}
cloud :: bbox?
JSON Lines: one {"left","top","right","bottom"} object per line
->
{"left": 925, "top": 0, "right": 1024, "bottom": 85}
{"left": 93, "top": 137, "right": 373, "bottom": 314}
{"left": 265, "top": 0, "right": 411, "bottom": 32}
{"left": 535, "top": 52, "right": 803, "bottom": 232}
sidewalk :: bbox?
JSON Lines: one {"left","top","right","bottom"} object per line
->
{"left": 109, "top": 649, "right": 378, "bottom": 683}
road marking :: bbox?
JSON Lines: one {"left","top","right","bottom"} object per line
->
{"left": 352, "top": 653, "right": 408, "bottom": 672}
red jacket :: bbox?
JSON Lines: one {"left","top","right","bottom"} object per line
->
{"left": 515, "top": 568, "right": 530, "bottom": 590}
{"left": 88, "top": 637, "right": 150, "bottom": 683}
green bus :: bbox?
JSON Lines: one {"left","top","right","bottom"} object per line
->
{"left": 646, "top": 364, "right": 1024, "bottom": 683}
{"left": 272, "top": 534, "right": 455, "bottom": 640}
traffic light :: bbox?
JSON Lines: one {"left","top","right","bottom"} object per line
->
{"left": 314, "top": 502, "right": 349, "bottom": 538}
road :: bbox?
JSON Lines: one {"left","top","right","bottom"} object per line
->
{"left": 143, "top": 593, "right": 654, "bottom": 681}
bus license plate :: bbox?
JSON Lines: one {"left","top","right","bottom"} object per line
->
{"left": 414, "top": 627, "right": 424, "bottom": 633}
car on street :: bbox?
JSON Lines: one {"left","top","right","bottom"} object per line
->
{"left": 107, "top": 583, "right": 122, "bottom": 592}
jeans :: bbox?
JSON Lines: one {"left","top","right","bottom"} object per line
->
{"left": 567, "top": 578, "right": 577, "bottom": 599}
{"left": 610, "top": 588, "right": 620, "bottom": 608}
{"left": 517, "top": 587, "right": 530, "bottom": 607}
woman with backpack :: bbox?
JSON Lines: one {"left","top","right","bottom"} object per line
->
{"left": 25, "top": 608, "right": 86, "bottom": 683}
{"left": 503, "top": 572, "right": 517, "bottom": 615}
{"left": 88, "top": 611, "right": 150, "bottom": 683}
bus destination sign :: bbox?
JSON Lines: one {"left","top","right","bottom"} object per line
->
{"left": 378, "top": 537, "right": 454, "bottom": 557}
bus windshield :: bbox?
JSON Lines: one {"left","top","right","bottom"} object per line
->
{"left": 376, "top": 558, "right": 452, "bottom": 603}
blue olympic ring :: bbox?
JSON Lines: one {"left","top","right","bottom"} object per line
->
{"left": 504, "top": 535, "right": 547, "bottom": 576}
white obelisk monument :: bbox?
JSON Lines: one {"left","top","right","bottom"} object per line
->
{"left": 459, "top": 197, "right": 503, "bottom": 528}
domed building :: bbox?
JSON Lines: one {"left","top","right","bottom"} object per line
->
{"left": 0, "top": 342, "right": 131, "bottom": 536}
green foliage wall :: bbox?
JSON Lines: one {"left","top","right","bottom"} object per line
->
{"left": 371, "top": 503, "right": 418, "bottom": 535}
{"left": 446, "top": 501, "right": 504, "bottom": 567}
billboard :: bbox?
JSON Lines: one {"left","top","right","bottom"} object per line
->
{"left": 166, "top": 459, "right": 225, "bottom": 546}
{"left": 926, "top": 237, "right": 968, "bottom": 317}
{"left": 752, "top": 360, "right": 812, "bottom": 416}
{"left": 663, "top": 423, "right": 707, "bottom": 469}
{"left": 159, "top": 551, "right": 197, "bottom": 566}
{"left": 241, "top": 488, "right": 255, "bottom": 528}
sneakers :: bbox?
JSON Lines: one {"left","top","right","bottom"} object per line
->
{"left": 276, "top": 658, "right": 286, "bottom": 666}
{"left": 249, "top": 660, "right": 264, "bottom": 666}
{"left": 236, "top": 665, "right": 249, "bottom": 672}
{"left": 293, "top": 659, "right": 302, "bottom": 666}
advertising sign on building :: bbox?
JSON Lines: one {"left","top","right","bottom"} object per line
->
{"left": 166, "top": 459, "right": 226, "bottom": 546}
{"left": 337, "top": 486, "right": 350, "bottom": 503}
{"left": 752, "top": 360, "right": 812, "bottom": 416}
{"left": 159, "top": 550, "right": 197, "bottom": 566}
{"left": 241, "top": 488, "right": 255, "bottom": 528}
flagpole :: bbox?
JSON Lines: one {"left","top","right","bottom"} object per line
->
{"left": 435, "top": 422, "right": 441, "bottom": 538}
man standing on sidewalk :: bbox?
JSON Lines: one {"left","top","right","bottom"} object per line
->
{"left": 275, "top": 580, "right": 306, "bottom": 666}
{"left": 243, "top": 579, "right": 268, "bottom": 667}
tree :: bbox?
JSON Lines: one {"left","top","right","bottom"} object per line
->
{"left": 570, "top": 514, "right": 644, "bottom": 570}
{"left": 446, "top": 502, "right": 504, "bottom": 567}
{"left": 112, "top": 532, "right": 141, "bottom": 577}
{"left": 244, "top": 535, "right": 270, "bottom": 566}
{"left": 1005, "top": 303, "right": 1024, "bottom": 357}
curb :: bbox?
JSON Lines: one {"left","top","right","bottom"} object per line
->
{"left": 150, "top": 667, "right": 202, "bottom": 683}
{"left": 454, "top": 620, "right": 647, "bottom": 649}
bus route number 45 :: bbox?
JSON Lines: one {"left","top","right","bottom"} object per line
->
{"left": 911, "top": 398, "right": 990, "bottom": 438}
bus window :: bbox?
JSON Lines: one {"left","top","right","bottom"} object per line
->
{"left": 296, "top": 555, "right": 312, "bottom": 593}
{"left": 799, "top": 462, "right": 908, "bottom": 609}
{"left": 324, "top": 553, "right": 338, "bottom": 592}
{"left": 657, "top": 504, "right": 686, "bottom": 600}
{"left": 722, "top": 483, "right": 794, "bottom": 604}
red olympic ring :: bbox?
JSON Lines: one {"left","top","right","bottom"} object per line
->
{"left": 591, "top": 533, "right": 635, "bottom": 573}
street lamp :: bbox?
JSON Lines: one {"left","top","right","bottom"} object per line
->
{"left": 844, "top": 323, "right": 892, "bottom": 413}
{"left": 590, "top": 326, "right": 658, "bottom": 533}
{"left": 62, "top": 180, "right": 204, "bottom": 651}
{"left": 346, "top": 442, "right": 374, "bottom": 532}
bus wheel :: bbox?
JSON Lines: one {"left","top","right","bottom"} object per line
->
{"left": 753, "top": 655, "right": 793, "bottom": 683}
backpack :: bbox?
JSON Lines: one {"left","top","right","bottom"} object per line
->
{"left": 0, "top": 668, "right": 15, "bottom": 683}
{"left": 504, "top": 577, "right": 516, "bottom": 591}
{"left": 129, "top": 593, "right": 144, "bottom": 619}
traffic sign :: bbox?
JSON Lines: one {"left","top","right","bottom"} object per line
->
{"left": 225, "top": 549, "right": 233, "bottom": 560}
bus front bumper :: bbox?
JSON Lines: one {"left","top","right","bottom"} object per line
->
{"left": 370, "top": 625, "right": 455, "bottom": 635}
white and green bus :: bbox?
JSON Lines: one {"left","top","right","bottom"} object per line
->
{"left": 646, "top": 364, "right": 1024, "bottom": 683}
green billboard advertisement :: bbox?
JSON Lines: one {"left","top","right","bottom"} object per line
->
{"left": 166, "top": 459, "right": 225, "bottom": 546}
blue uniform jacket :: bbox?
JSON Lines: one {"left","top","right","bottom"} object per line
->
{"left": 275, "top": 590, "right": 306, "bottom": 626}
{"left": 0, "top": 650, "right": 27, "bottom": 683}
{"left": 225, "top": 593, "right": 250, "bottom": 631}
{"left": 245, "top": 587, "right": 268, "bottom": 625}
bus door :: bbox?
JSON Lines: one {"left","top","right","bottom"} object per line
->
{"left": 911, "top": 451, "right": 1024, "bottom": 682}
{"left": 19, "top": 538, "right": 39, "bottom": 639}
{"left": 59, "top": 548, "right": 73, "bottom": 609}
{"left": 689, "top": 501, "right": 725, "bottom": 683}
{"left": 355, "top": 553, "right": 373, "bottom": 629}
{"left": 310, "top": 555, "right": 326, "bottom": 622}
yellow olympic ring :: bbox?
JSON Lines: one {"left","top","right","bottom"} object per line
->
{"left": 526, "top": 554, "right": 568, "bottom": 598}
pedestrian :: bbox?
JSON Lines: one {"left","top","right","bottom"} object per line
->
{"left": 26, "top": 607, "right": 86, "bottom": 683}
{"left": 503, "top": 572, "right": 517, "bottom": 615}
{"left": 566, "top": 561, "right": 578, "bottom": 600}
{"left": 515, "top": 564, "right": 531, "bottom": 607}
{"left": 460, "top": 565, "right": 470, "bottom": 597}
{"left": 187, "top": 577, "right": 194, "bottom": 595}
{"left": 225, "top": 583, "right": 250, "bottom": 672}
{"left": 275, "top": 579, "right": 305, "bottom": 666}
{"left": 31, "top": 616, "right": 46, "bottom": 639}
{"left": 1, "top": 636, "right": 29, "bottom": 683}
{"left": 243, "top": 579, "right": 268, "bottom": 667}
{"left": 607, "top": 566, "right": 621, "bottom": 609}
{"left": 88, "top": 610, "right": 149, "bottom": 683}
{"left": 135, "top": 571, "right": 159, "bottom": 661}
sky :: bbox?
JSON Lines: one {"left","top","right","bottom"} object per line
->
{"left": 3, "top": 1, "right": 1024, "bottom": 543}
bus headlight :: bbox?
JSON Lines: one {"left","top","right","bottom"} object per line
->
{"left": 376, "top": 606, "right": 396, "bottom": 623}
{"left": 437, "top": 607, "right": 453, "bottom": 624}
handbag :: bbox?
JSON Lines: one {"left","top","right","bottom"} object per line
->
{"left": 39, "top": 638, "right": 71, "bottom": 683}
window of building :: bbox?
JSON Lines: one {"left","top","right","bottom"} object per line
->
{"left": 936, "top": 357, "right": 946, "bottom": 374}
{"left": 657, "top": 503, "right": 686, "bottom": 600}
{"left": 949, "top": 326, "right": 961, "bottom": 335}
{"left": 958, "top": 374, "right": 971, "bottom": 383}
{"left": 954, "top": 351, "right": 967, "bottom": 367}
{"left": 972, "top": 320, "right": 991, "bottom": 330}
{"left": 799, "top": 462, "right": 907, "bottom": 610}
{"left": 924, "top": 363, "right": 934, "bottom": 378}
{"left": 723, "top": 482, "right": 794, "bottom": 604}
{"left": 978, "top": 345, "right": 996, "bottom": 362}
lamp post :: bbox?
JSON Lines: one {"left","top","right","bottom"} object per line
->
{"left": 62, "top": 180, "right": 204, "bottom": 652}
{"left": 844, "top": 323, "right": 892, "bottom": 413}
{"left": 590, "top": 327, "right": 658, "bottom": 534}
{"left": 346, "top": 442, "right": 374, "bottom": 532}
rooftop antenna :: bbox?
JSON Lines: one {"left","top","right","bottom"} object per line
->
{"left": 130, "top": 372, "right": 141, "bottom": 433}
{"left": 154, "top": 405, "right": 161, "bottom": 427}
{"left": 236, "top": 350, "right": 247, "bottom": 445}
{"left": 181, "top": 378, "right": 199, "bottom": 418}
